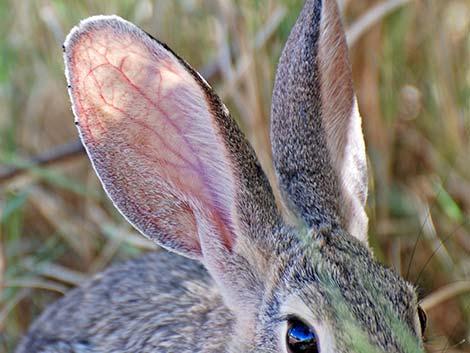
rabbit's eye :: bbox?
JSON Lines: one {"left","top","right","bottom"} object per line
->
{"left": 417, "top": 305, "right": 427, "bottom": 336}
{"left": 286, "top": 318, "right": 319, "bottom": 353}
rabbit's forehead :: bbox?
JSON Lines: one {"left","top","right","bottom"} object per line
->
{"left": 273, "top": 235, "right": 421, "bottom": 351}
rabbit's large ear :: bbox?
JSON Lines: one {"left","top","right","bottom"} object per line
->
{"left": 271, "top": 0, "right": 368, "bottom": 242}
{"left": 64, "top": 16, "right": 278, "bottom": 267}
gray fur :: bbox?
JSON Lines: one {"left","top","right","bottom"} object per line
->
{"left": 16, "top": 252, "right": 232, "bottom": 352}
{"left": 17, "top": 1, "right": 425, "bottom": 352}
{"left": 271, "top": 0, "right": 368, "bottom": 242}
{"left": 271, "top": 0, "right": 340, "bottom": 230}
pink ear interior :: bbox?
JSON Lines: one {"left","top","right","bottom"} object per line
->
{"left": 64, "top": 16, "right": 237, "bottom": 259}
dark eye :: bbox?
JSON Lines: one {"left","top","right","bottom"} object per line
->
{"left": 417, "top": 305, "right": 427, "bottom": 336}
{"left": 286, "top": 318, "right": 319, "bottom": 353}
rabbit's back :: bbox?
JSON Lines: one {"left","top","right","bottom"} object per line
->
{"left": 16, "top": 251, "right": 233, "bottom": 353}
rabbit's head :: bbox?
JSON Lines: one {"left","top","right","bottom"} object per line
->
{"left": 63, "top": 0, "right": 426, "bottom": 352}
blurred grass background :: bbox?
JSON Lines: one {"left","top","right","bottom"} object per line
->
{"left": 0, "top": 0, "right": 468, "bottom": 352}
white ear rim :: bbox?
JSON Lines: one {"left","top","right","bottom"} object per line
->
{"left": 337, "top": 99, "right": 368, "bottom": 243}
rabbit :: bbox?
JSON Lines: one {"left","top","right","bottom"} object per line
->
{"left": 16, "top": 0, "right": 428, "bottom": 352}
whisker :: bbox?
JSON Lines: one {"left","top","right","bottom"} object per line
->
{"left": 413, "top": 221, "right": 465, "bottom": 287}
{"left": 405, "top": 171, "right": 451, "bottom": 281}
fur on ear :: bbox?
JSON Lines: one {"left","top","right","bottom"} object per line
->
{"left": 270, "top": 0, "right": 368, "bottom": 242}
{"left": 64, "top": 15, "right": 280, "bottom": 313}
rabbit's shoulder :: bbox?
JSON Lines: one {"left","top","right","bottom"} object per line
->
{"left": 16, "top": 251, "right": 233, "bottom": 353}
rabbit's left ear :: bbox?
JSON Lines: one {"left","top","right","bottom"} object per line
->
{"left": 271, "top": 0, "right": 368, "bottom": 242}
{"left": 64, "top": 16, "right": 284, "bottom": 316}
{"left": 64, "top": 15, "right": 279, "bottom": 269}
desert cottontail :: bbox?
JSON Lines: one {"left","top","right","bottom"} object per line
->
{"left": 17, "top": 0, "right": 427, "bottom": 352}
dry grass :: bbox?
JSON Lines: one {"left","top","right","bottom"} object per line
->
{"left": 0, "top": 0, "right": 468, "bottom": 352}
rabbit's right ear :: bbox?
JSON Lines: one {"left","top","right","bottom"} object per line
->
{"left": 63, "top": 16, "right": 278, "bottom": 263}
{"left": 271, "top": 0, "right": 368, "bottom": 242}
